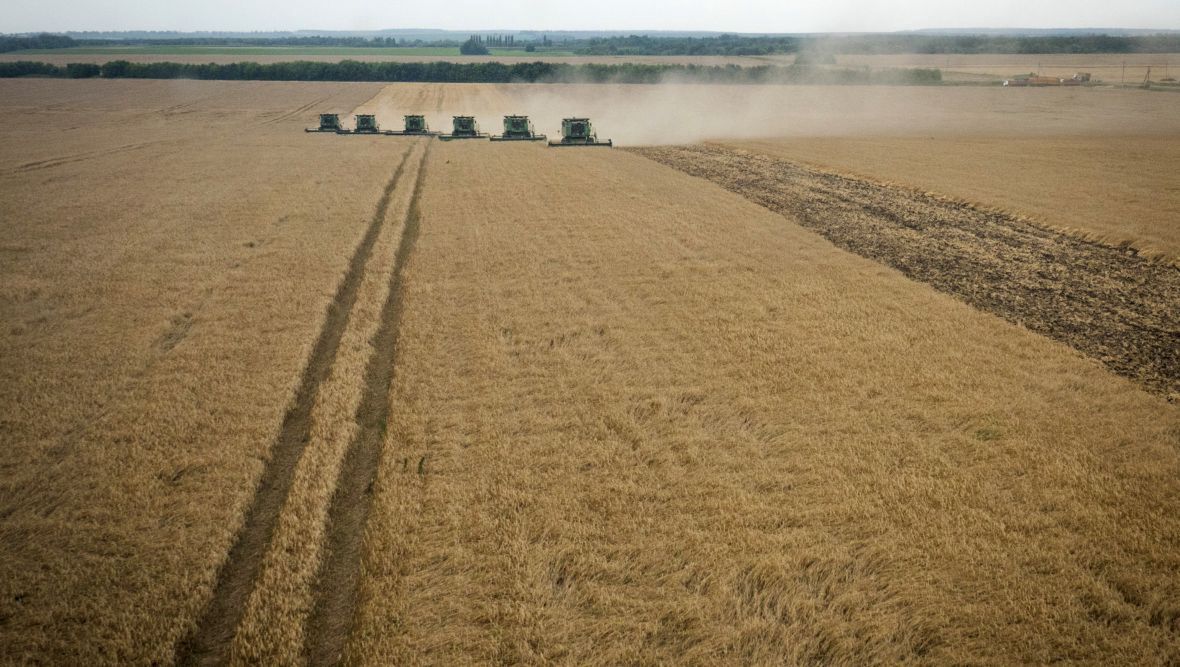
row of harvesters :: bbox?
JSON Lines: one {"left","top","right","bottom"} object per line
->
{"left": 308, "top": 113, "right": 612, "bottom": 147}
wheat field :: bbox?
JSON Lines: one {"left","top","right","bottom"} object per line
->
{"left": 0, "top": 79, "right": 1177, "bottom": 664}
{"left": 0, "top": 79, "right": 391, "bottom": 663}
{"left": 345, "top": 139, "right": 1179, "bottom": 664}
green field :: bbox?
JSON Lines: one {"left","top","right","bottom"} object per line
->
{"left": 15, "top": 46, "right": 576, "bottom": 57}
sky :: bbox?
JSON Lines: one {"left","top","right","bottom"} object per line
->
{"left": 4, "top": 0, "right": 1179, "bottom": 33}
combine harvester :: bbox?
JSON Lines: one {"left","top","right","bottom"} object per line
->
{"left": 548, "top": 117, "right": 612, "bottom": 147}
{"left": 489, "top": 115, "right": 547, "bottom": 142}
{"left": 306, "top": 113, "right": 343, "bottom": 133}
{"left": 307, "top": 113, "right": 612, "bottom": 145}
{"left": 349, "top": 114, "right": 382, "bottom": 134}
{"left": 438, "top": 116, "right": 489, "bottom": 141}
{"left": 386, "top": 114, "right": 441, "bottom": 136}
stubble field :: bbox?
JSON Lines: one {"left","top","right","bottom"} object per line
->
{"left": 0, "top": 79, "right": 1177, "bottom": 664}
{"left": 722, "top": 135, "right": 1180, "bottom": 261}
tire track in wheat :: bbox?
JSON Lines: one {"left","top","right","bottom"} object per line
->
{"left": 174, "top": 145, "right": 414, "bottom": 667}
{"left": 305, "top": 141, "right": 432, "bottom": 666}
{"left": 227, "top": 138, "right": 430, "bottom": 664}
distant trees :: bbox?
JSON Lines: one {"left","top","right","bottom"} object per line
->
{"left": 0, "top": 33, "right": 77, "bottom": 53}
{"left": 569, "top": 33, "right": 1180, "bottom": 56}
{"left": 65, "top": 63, "right": 101, "bottom": 78}
{"left": 577, "top": 34, "right": 799, "bottom": 56}
{"left": 0, "top": 61, "right": 64, "bottom": 77}
{"left": 0, "top": 34, "right": 422, "bottom": 52}
{"left": 482, "top": 34, "right": 515, "bottom": 47}
{"left": 459, "top": 37, "right": 490, "bottom": 56}
{"left": 0, "top": 59, "right": 943, "bottom": 85}
{"left": 5, "top": 31, "right": 1177, "bottom": 57}
{"left": 801, "top": 33, "right": 1180, "bottom": 55}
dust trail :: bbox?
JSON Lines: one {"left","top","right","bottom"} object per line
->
{"left": 343, "top": 81, "right": 1180, "bottom": 147}
{"left": 174, "top": 146, "right": 414, "bottom": 667}
{"left": 635, "top": 144, "right": 1180, "bottom": 399}
{"left": 305, "top": 142, "right": 432, "bottom": 665}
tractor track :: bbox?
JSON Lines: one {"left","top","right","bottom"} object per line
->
{"left": 7, "top": 140, "right": 167, "bottom": 174}
{"left": 633, "top": 144, "right": 1180, "bottom": 399}
{"left": 305, "top": 142, "right": 432, "bottom": 666}
{"left": 174, "top": 145, "right": 416, "bottom": 667}
{"left": 265, "top": 96, "right": 331, "bottom": 126}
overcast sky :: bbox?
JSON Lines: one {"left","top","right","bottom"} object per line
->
{"left": 4, "top": 0, "right": 1179, "bottom": 33}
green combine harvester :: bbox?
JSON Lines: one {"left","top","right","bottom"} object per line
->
{"left": 387, "top": 114, "right": 440, "bottom": 136}
{"left": 306, "top": 113, "right": 343, "bottom": 133}
{"left": 549, "top": 117, "right": 612, "bottom": 147}
{"left": 438, "top": 116, "right": 488, "bottom": 141}
{"left": 489, "top": 115, "right": 546, "bottom": 142}
{"left": 348, "top": 114, "right": 381, "bottom": 134}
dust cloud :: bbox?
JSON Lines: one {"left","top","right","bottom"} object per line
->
{"left": 352, "top": 81, "right": 1180, "bottom": 145}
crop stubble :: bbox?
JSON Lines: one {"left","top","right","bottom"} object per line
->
{"left": 721, "top": 136, "right": 1180, "bottom": 263}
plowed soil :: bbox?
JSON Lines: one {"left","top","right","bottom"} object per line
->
{"left": 633, "top": 144, "right": 1180, "bottom": 399}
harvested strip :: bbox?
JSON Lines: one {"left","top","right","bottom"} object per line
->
{"left": 229, "top": 139, "right": 427, "bottom": 665}
{"left": 631, "top": 144, "right": 1180, "bottom": 398}
{"left": 175, "top": 144, "right": 414, "bottom": 667}
{"left": 305, "top": 141, "right": 433, "bottom": 666}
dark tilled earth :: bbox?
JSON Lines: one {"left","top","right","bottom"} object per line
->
{"left": 632, "top": 144, "right": 1180, "bottom": 399}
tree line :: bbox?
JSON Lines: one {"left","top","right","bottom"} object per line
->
{"left": 800, "top": 33, "right": 1180, "bottom": 55}
{"left": 573, "top": 33, "right": 1180, "bottom": 55}
{"left": 577, "top": 35, "right": 800, "bottom": 56}
{"left": 4, "top": 32, "right": 1178, "bottom": 55}
{"left": 0, "top": 59, "right": 943, "bottom": 85}
{"left": 0, "top": 33, "right": 436, "bottom": 52}
{"left": 0, "top": 33, "right": 76, "bottom": 53}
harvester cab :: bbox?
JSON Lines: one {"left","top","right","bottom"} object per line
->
{"left": 306, "top": 113, "right": 342, "bottom": 133}
{"left": 352, "top": 114, "right": 380, "bottom": 134}
{"left": 389, "top": 114, "right": 439, "bottom": 136}
{"left": 439, "top": 115, "right": 488, "bottom": 140}
{"left": 549, "top": 117, "right": 612, "bottom": 147}
{"left": 490, "top": 115, "right": 547, "bottom": 141}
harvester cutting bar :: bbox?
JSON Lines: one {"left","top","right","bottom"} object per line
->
{"left": 547, "top": 117, "right": 612, "bottom": 147}
{"left": 490, "top": 115, "right": 547, "bottom": 141}
{"left": 549, "top": 139, "right": 613, "bottom": 147}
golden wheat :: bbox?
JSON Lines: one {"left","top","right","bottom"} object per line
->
{"left": 345, "top": 140, "right": 1179, "bottom": 664}
{"left": 0, "top": 79, "right": 394, "bottom": 663}
{"left": 1, "top": 79, "right": 1177, "bottom": 664}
